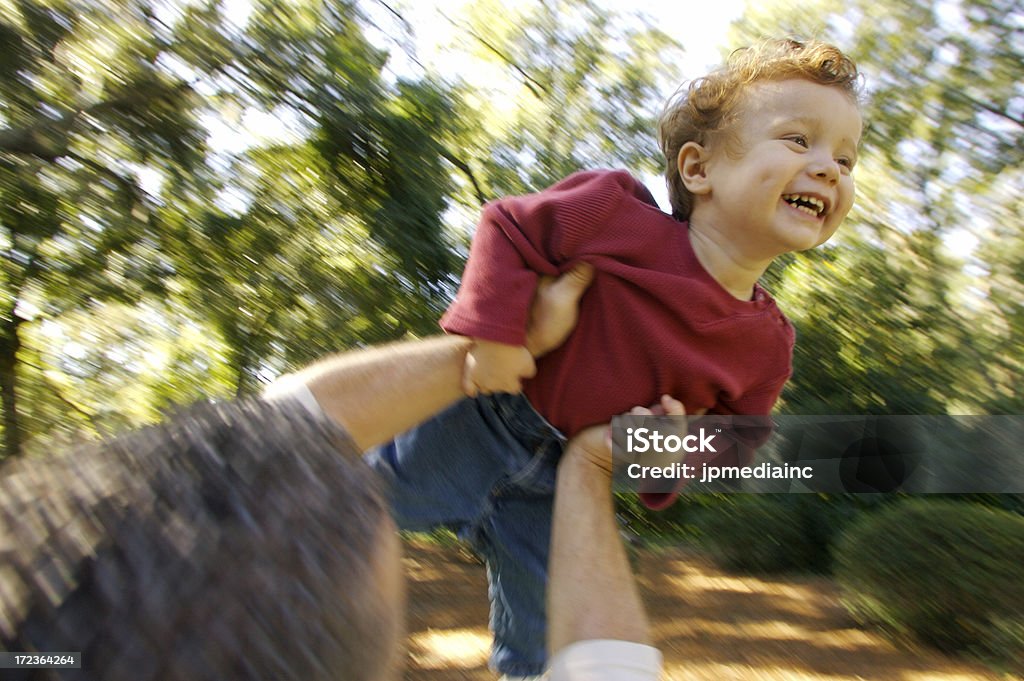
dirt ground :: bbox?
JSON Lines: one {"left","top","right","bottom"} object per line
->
{"left": 401, "top": 539, "right": 1018, "bottom": 681}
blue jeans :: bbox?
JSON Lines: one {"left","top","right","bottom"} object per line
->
{"left": 365, "top": 393, "right": 566, "bottom": 676}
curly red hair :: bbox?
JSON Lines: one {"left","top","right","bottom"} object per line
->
{"left": 658, "top": 39, "right": 862, "bottom": 220}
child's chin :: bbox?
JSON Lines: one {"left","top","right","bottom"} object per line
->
{"left": 776, "top": 230, "right": 824, "bottom": 254}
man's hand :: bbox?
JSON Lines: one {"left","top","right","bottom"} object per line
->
{"left": 549, "top": 393, "right": 691, "bottom": 654}
{"left": 563, "top": 395, "right": 698, "bottom": 478}
{"left": 463, "top": 340, "right": 537, "bottom": 397}
{"left": 525, "top": 262, "right": 595, "bottom": 357}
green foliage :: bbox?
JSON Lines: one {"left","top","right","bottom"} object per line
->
{"left": 446, "top": 0, "right": 682, "bottom": 197}
{"left": 314, "top": 76, "right": 459, "bottom": 286}
{"left": 0, "top": 0, "right": 473, "bottom": 452}
{"left": 1, "top": 0, "right": 207, "bottom": 457}
{"left": 835, "top": 498, "right": 1024, "bottom": 669}
{"left": 681, "top": 494, "right": 869, "bottom": 574}
{"left": 730, "top": 0, "right": 1023, "bottom": 416}
{"left": 16, "top": 300, "right": 237, "bottom": 454}
{"left": 2, "top": 0, "right": 682, "bottom": 456}
{"left": 985, "top": 617, "right": 1024, "bottom": 673}
{"left": 615, "top": 493, "right": 704, "bottom": 544}
{"left": 3, "top": 0, "right": 1020, "bottom": 457}
{"left": 157, "top": 0, "right": 466, "bottom": 398}
{"left": 777, "top": 234, "right": 962, "bottom": 414}
{"left": 849, "top": 0, "right": 1022, "bottom": 178}
{"left": 692, "top": 496, "right": 815, "bottom": 573}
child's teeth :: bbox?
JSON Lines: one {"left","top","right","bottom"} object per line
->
{"left": 784, "top": 194, "right": 824, "bottom": 216}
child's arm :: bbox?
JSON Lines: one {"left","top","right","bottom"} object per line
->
{"left": 463, "top": 262, "right": 596, "bottom": 396}
{"left": 443, "top": 171, "right": 639, "bottom": 344}
{"left": 443, "top": 171, "right": 642, "bottom": 393}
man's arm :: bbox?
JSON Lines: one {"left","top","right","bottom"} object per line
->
{"left": 280, "top": 335, "right": 472, "bottom": 452}
{"left": 549, "top": 424, "right": 651, "bottom": 648}
{"left": 546, "top": 396, "right": 691, "bottom": 680}
{"left": 268, "top": 263, "right": 593, "bottom": 451}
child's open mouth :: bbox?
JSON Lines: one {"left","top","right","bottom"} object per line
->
{"left": 782, "top": 193, "right": 826, "bottom": 218}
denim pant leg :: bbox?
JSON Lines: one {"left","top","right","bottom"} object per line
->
{"left": 364, "top": 396, "right": 535, "bottom": 532}
{"left": 469, "top": 395, "right": 565, "bottom": 676}
{"left": 365, "top": 394, "right": 564, "bottom": 676}
{"left": 470, "top": 480, "right": 558, "bottom": 675}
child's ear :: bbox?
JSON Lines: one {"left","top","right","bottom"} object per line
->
{"left": 678, "top": 141, "right": 712, "bottom": 195}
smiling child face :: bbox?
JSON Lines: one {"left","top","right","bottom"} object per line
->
{"left": 687, "top": 79, "right": 863, "bottom": 260}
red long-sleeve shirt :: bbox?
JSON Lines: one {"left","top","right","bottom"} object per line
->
{"left": 441, "top": 170, "right": 794, "bottom": 506}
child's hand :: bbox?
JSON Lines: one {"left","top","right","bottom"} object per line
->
{"left": 463, "top": 339, "right": 537, "bottom": 397}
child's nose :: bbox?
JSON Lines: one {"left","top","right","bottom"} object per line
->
{"left": 809, "top": 154, "right": 840, "bottom": 184}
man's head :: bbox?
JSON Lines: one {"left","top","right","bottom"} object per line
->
{"left": 659, "top": 39, "right": 863, "bottom": 232}
{"left": 0, "top": 399, "right": 403, "bottom": 681}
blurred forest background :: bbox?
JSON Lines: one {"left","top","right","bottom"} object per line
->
{"left": 0, "top": 0, "right": 1020, "bottom": 460}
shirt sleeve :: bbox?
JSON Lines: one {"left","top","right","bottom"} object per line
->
{"left": 548, "top": 639, "right": 662, "bottom": 681}
{"left": 441, "top": 170, "right": 649, "bottom": 345}
{"left": 263, "top": 376, "right": 327, "bottom": 420}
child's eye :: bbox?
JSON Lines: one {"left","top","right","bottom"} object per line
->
{"left": 837, "top": 157, "right": 855, "bottom": 170}
{"left": 785, "top": 135, "right": 809, "bottom": 147}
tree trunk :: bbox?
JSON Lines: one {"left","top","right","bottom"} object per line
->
{"left": 233, "top": 355, "right": 254, "bottom": 400}
{"left": 0, "top": 313, "right": 23, "bottom": 459}
{"left": 230, "top": 332, "right": 257, "bottom": 400}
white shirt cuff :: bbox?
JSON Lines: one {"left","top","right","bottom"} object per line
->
{"left": 263, "top": 376, "right": 326, "bottom": 419}
{"left": 549, "top": 639, "right": 662, "bottom": 681}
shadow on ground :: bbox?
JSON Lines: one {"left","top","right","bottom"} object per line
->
{"left": 402, "top": 539, "right": 1013, "bottom": 680}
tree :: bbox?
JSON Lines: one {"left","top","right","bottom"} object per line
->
{"left": 0, "top": 0, "right": 749, "bottom": 456}
{"left": 0, "top": 0, "right": 206, "bottom": 457}
{"left": 17, "top": 300, "right": 237, "bottom": 455}
{"left": 1, "top": 0, "right": 467, "bottom": 455}
{"left": 167, "top": 0, "right": 465, "bottom": 395}
{"left": 157, "top": 0, "right": 691, "bottom": 397}
{"left": 728, "top": 0, "right": 1024, "bottom": 414}
{"left": 435, "top": 0, "right": 682, "bottom": 200}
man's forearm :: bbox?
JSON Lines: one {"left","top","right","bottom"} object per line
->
{"left": 271, "top": 263, "right": 594, "bottom": 451}
{"left": 548, "top": 438, "right": 651, "bottom": 651}
{"left": 282, "top": 336, "right": 472, "bottom": 451}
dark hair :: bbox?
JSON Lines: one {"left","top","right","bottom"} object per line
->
{"left": 659, "top": 38, "right": 862, "bottom": 220}
{"left": 0, "top": 399, "right": 396, "bottom": 681}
